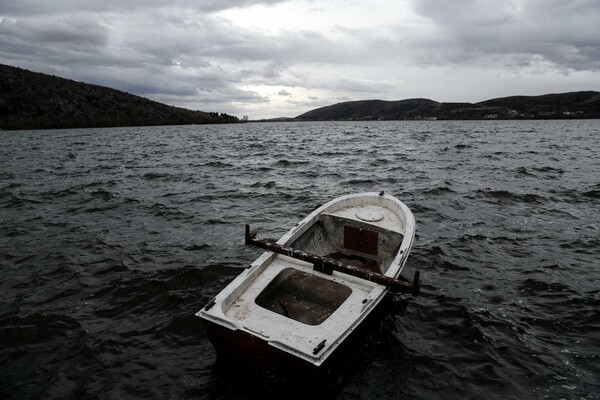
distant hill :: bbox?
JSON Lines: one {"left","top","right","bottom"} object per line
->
{"left": 0, "top": 64, "right": 239, "bottom": 130}
{"left": 296, "top": 91, "right": 600, "bottom": 121}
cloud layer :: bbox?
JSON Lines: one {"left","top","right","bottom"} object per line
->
{"left": 1, "top": 0, "right": 599, "bottom": 118}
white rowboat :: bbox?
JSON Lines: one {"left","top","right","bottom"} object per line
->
{"left": 197, "top": 192, "right": 419, "bottom": 369}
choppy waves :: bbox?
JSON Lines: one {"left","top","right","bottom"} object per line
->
{"left": 1, "top": 120, "right": 599, "bottom": 399}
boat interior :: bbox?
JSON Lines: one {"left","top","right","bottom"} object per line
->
{"left": 254, "top": 212, "right": 405, "bottom": 324}
{"left": 292, "top": 213, "right": 404, "bottom": 274}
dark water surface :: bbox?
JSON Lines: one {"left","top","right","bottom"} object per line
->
{"left": 1, "top": 121, "right": 599, "bottom": 399}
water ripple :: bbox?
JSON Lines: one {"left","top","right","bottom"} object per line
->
{"left": 1, "top": 120, "right": 599, "bottom": 399}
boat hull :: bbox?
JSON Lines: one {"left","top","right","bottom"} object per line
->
{"left": 203, "top": 318, "right": 319, "bottom": 375}
{"left": 202, "top": 298, "right": 395, "bottom": 392}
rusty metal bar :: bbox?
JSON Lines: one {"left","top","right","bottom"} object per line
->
{"left": 245, "top": 224, "right": 420, "bottom": 296}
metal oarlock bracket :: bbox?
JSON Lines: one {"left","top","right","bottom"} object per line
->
{"left": 245, "top": 224, "right": 421, "bottom": 296}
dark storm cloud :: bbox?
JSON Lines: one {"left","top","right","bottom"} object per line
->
{"left": 0, "top": 5, "right": 291, "bottom": 107}
{"left": 1, "top": 0, "right": 598, "bottom": 118}
{"left": 0, "top": 15, "right": 119, "bottom": 76}
{"left": 409, "top": 0, "right": 600, "bottom": 70}
{"left": 0, "top": 16, "right": 108, "bottom": 47}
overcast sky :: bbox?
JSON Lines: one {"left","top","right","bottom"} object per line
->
{"left": 1, "top": 0, "right": 599, "bottom": 119}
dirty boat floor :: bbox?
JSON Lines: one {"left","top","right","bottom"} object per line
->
{"left": 255, "top": 268, "right": 353, "bottom": 325}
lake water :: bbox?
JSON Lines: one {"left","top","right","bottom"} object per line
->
{"left": 1, "top": 120, "right": 599, "bottom": 399}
